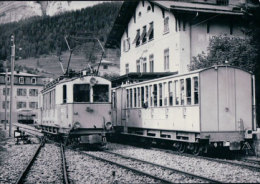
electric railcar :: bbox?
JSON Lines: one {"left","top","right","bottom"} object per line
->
{"left": 112, "top": 66, "right": 256, "bottom": 154}
{"left": 17, "top": 109, "right": 36, "bottom": 124}
{"left": 37, "top": 74, "right": 113, "bottom": 145}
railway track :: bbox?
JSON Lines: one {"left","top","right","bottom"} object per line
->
{"left": 78, "top": 150, "right": 222, "bottom": 183}
{"left": 150, "top": 147, "right": 260, "bottom": 172}
{"left": 15, "top": 138, "right": 45, "bottom": 184}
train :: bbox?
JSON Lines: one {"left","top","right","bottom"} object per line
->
{"left": 17, "top": 109, "right": 36, "bottom": 124}
{"left": 36, "top": 72, "right": 113, "bottom": 146}
{"left": 111, "top": 65, "right": 257, "bottom": 154}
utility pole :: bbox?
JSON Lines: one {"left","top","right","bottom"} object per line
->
{"left": 9, "top": 34, "right": 15, "bottom": 137}
{"left": 4, "top": 68, "right": 8, "bottom": 130}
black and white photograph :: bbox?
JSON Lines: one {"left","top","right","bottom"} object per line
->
{"left": 0, "top": 0, "right": 260, "bottom": 183}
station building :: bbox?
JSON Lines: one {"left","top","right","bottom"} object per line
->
{"left": 0, "top": 71, "right": 46, "bottom": 124}
{"left": 105, "top": 0, "right": 246, "bottom": 77}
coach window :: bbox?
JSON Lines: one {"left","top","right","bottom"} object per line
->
{"left": 159, "top": 83, "right": 163, "bottom": 106}
{"left": 73, "top": 84, "right": 90, "bottom": 102}
{"left": 93, "top": 85, "right": 109, "bottom": 102}
{"left": 149, "top": 85, "right": 153, "bottom": 107}
{"left": 194, "top": 77, "right": 199, "bottom": 104}
{"left": 126, "top": 89, "right": 129, "bottom": 108}
{"left": 168, "top": 81, "right": 173, "bottom": 106}
{"left": 174, "top": 80, "right": 179, "bottom": 105}
{"left": 134, "top": 88, "right": 137, "bottom": 107}
{"left": 186, "top": 78, "right": 191, "bottom": 105}
{"left": 153, "top": 84, "right": 158, "bottom": 107}
{"left": 130, "top": 89, "right": 133, "bottom": 108}
{"left": 63, "top": 85, "right": 67, "bottom": 103}
{"left": 180, "top": 79, "right": 185, "bottom": 105}
{"left": 163, "top": 82, "right": 167, "bottom": 106}
{"left": 141, "top": 87, "right": 145, "bottom": 107}
{"left": 138, "top": 87, "right": 141, "bottom": 107}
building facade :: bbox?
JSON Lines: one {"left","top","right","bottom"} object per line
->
{"left": 0, "top": 71, "right": 45, "bottom": 124}
{"left": 105, "top": 0, "right": 246, "bottom": 76}
{"left": 92, "top": 59, "right": 120, "bottom": 76}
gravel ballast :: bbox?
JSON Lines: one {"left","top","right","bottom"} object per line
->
{"left": 66, "top": 149, "right": 162, "bottom": 184}
{"left": 23, "top": 143, "right": 63, "bottom": 184}
{"left": 107, "top": 143, "right": 260, "bottom": 183}
{"left": 0, "top": 140, "right": 38, "bottom": 183}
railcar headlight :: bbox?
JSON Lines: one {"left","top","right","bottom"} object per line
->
{"left": 73, "top": 122, "right": 81, "bottom": 130}
{"left": 105, "top": 122, "right": 112, "bottom": 130}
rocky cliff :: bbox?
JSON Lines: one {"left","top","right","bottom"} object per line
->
{"left": 0, "top": 1, "right": 101, "bottom": 25}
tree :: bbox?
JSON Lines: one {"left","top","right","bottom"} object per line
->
{"left": 189, "top": 35, "right": 258, "bottom": 73}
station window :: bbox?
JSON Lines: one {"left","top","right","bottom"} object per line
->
{"left": 29, "top": 102, "right": 38, "bottom": 109}
{"left": 3, "top": 88, "right": 10, "bottom": 96}
{"left": 143, "top": 57, "right": 147, "bottom": 72}
{"left": 168, "top": 81, "right": 173, "bottom": 106}
{"left": 63, "top": 85, "right": 67, "bottom": 103}
{"left": 19, "top": 77, "right": 24, "bottom": 84}
{"left": 149, "top": 54, "right": 154, "bottom": 72}
{"left": 125, "top": 63, "right": 129, "bottom": 74}
{"left": 194, "top": 77, "right": 199, "bottom": 104}
{"left": 180, "top": 79, "right": 185, "bottom": 105}
{"left": 136, "top": 60, "right": 140, "bottom": 72}
{"left": 153, "top": 84, "right": 158, "bottom": 107}
{"left": 164, "top": 49, "right": 169, "bottom": 71}
{"left": 164, "top": 17, "right": 169, "bottom": 33}
{"left": 134, "top": 88, "right": 137, "bottom": 107}
{"left": 186, "top": 78, "right": 191, "bottom": 105}
{"left": 174, "top": 80, "right": 179, "bottom": 105}
{"left": 17, "top": 101, "right": 26, "bottom": 109}
{"left": 148, "top": 22, "right": 154, "bottom": 40}
{"left": 31, "top": 77, "right": 36, "bottom": 84}
{"left": 17, "top": 88, "right": 27, "bottom": 96}
{"left": 2, "top": 101, "right": 9, "bottom": 109}
{"left": 133, "top": 29, "right": 141, "bottom": 47}
{"left": 93, "top": 85, "right": 109, "bottom": 102}
{"left": 6, "top": 76, "right": 10, "bottom": 83}
{"left": 141, "top": 26, "right": 147, "bottom": 44}
{"left": 159, "top": 83, "right": 163, "bottom": 107}
{"left": 29, "top": 89, "right": 38, "bottom": 96}
{"left": 73, "top": 84, "right": 90, "bottom": 102}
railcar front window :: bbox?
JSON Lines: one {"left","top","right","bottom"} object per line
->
{"left": 127, "top": 89, "right": 129, "bottom": 108}
{"left": 93, "top": 85, "right": 109, "bottom": 102}
{"left": 130, "top": 89, "right": 133, "bottom": 108}
{"left": 134, "top": 88, "right": 137, "bottom": 107}
{"left": 174, "top": 80, "right": 179, "bottom": 105}
{"left": 73, "top": 84, "right": 90, "bottom": 102}
{"left": 194, "top": 77, "right": 199, "bottom": 104}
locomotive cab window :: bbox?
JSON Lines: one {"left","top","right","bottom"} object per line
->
{"left": 193, "top": 77, "right": 199, "bottom": 104}
{"left": 73, "top": 84, "right": 90, "bottom": 102}
{"left": 93, "top": 84, "right": 109, "bottom": 102}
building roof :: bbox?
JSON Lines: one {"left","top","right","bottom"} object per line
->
{"left": 111, "top": 72, "right": 177, "bottom": 87}
{"left": 0, "top": 71, "right": 42, "bottom": 77}
{"left": 105, "top": 0, "right": 244, "bottom": 49}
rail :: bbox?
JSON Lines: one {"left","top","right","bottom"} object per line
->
{"left": 61, "top": 144, "right": 69, "bottom": 184}
{"left": 15, "top": 137, "right": 45, "bottom": 184}
{"left": 104, "top": 150, "right": 222, "bottom": 183}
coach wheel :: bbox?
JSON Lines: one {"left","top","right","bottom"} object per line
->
{"left": 177, "top": 142, "right": 186, "bottom": 153}
{"left": 192, "top": 144, "right": 200, "bottom": 156}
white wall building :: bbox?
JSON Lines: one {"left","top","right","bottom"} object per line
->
{"left": 105, "top": 0, "right": 245, "bottom": 76}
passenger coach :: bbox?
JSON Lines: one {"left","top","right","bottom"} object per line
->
{"left": 112, "top": 66, "right": 256, "bottom": 154}
{"left": 37, "top": 73, "right": 113, "bottom": 145}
